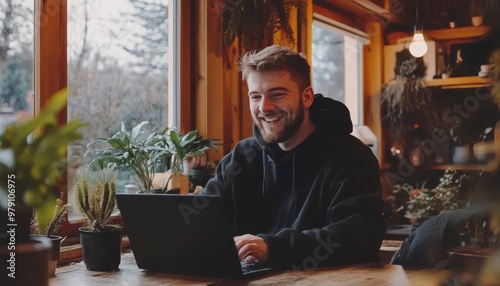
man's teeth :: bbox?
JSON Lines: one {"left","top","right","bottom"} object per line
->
{"left": 264, "top": 116, "right": 279, "bottom": 123}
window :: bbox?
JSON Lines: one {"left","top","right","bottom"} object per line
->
{"left": 0, "top": 0, "right": 34, "bottom": 133}
{"left": 66, "top": 0, "right": 177, "bottom": 219}
{"left": 311, "top": 15, "right": 368, "bottom": 126}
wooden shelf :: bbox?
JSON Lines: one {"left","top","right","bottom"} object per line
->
{"left": 426, "top": 163, "right": 495, "bottom": 172}
{"left": 386, "top": 25, "right": 491, "bottom": 45}
{"left": 425, "top": 76, "right": 491, "bottom": 89}
{"left": 424, "top": 26, "right": 491, "bottom": 43}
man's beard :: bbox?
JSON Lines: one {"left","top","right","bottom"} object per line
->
{"left": 258, "top": 99, "right": 305, "bottom": 144}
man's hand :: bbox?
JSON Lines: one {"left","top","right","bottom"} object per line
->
{"left": 234, "top": 234, "right": 268, "bottom": 264}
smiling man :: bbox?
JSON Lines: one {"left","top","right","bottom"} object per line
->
{"left": 201, "top": 45, "right": 385, "bottom": 270}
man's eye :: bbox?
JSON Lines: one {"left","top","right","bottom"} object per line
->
{"left": 250, "top": 95, "right": 261, "bottom": 101}
{"left": 272, "top": 93, "right": 286, "bottom": 98}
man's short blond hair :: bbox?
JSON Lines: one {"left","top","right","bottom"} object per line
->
{"left": 239, "top": 45, "right": 311, "bottom": 92}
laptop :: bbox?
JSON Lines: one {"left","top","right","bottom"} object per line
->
{"left": 116, "top": 193, "right": 276, "bottom": 278}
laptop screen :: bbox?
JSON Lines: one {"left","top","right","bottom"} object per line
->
{"left": 116, "top": 193, "right": 245, "bottom": 278}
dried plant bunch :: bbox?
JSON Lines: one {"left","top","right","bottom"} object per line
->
{"left": 380, "top": 48, "right": 437, "bottom": 146}
{"left": 75, "top": 166, "right": 118, "bottom": 232}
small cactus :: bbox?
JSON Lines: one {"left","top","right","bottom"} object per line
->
{"left": 75, "top": 166, "right": 118, "bottom": 232}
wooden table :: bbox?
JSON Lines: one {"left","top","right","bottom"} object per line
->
{"left": 50, "top": 250, "right": 456, "bottom": 286}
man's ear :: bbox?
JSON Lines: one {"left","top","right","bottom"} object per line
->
{"left": 302, "top": 87, "right": 315, "bottom": 108}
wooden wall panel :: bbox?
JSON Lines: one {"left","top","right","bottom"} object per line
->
{"left": 178, "top": 0, "right": 193, "bottom": 134}
{"left": 194, "top": 0, "right": 226, "bottom": 161}
{"left": 224, "top": 41, "right": 243, "bottom": 151}
{"left": 363, "top": 21, "right": 384, "bottom": 163}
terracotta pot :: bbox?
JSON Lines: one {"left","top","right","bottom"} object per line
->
{"left": 471, "top": 16, "right": 484, "bottom": 26}
{"left": 0, "top": 237, "right": 51, "bottom": 286}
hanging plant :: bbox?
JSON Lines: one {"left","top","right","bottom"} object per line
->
{"left": 220, "top": 0, "right": 306, "bottom": 51}
{"left": 380, "top": 48, "right": 437, "bottom": 150}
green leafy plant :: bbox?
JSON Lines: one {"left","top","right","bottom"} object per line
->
{"left": 75, "top": 166, "right": 119, "bottom": 232}
{"left": 86, "top": 121, "right": 171, "bottom": 193}
{"left": 221, "top": 0, "right": 306, "bottom": 51}
{"left": 0, "top": 89, "right": 84, "bottom": 232}
{"left": 167, "top": 129, "right": 217, "bottom": 174}
{"left": 164, "top": 129, "right": 218, "bottom": 191}
{"left": 31, "top": 197, "right": 69, "bottom": 237}
{"left": 387, "top": 169, "right": 467, "bottom": 221}
{"left": 442, "top": 64, "right": 453, "bottom": 75}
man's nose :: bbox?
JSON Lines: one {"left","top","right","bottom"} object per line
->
{"left": 259, "top": 96, "right": 274, "bottom": 113}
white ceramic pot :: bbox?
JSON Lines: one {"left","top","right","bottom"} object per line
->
{"left": 452, "top": 145, "right": 472, "bottom": 164}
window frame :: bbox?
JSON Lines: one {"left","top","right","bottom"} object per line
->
{"left": 311, "top": 13, "right": 369, "bottom": 126}
{"left": 36, "top": 0, "right": 188, "bottom": 241}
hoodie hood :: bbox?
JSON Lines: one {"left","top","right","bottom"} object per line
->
{"left": 253, "top": 93, "right": 353, "bottom": 149}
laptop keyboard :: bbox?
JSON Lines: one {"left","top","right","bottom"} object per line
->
{"left": 240, "top": 260, "right": 269, "bottom": 274}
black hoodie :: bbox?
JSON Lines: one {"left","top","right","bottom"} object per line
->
{"left": 201, "top": 94, "right": 386, "bottom": 269}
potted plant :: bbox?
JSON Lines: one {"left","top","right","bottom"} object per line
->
{"left": 220, "top": 0, "right": 306, "bottom": 51}
{"left": 86, "top": 121, "right": 171, "bottom": 193}
{"left": 379, "top": 48, "right": 437, "bottom": 164}
{"left": 75, "top": 165, "right": 122, "bottom": 271}
{"left": 163, "top": 129, "right": 218, "bottom": 194}
{"left": 386, "top": 168, "right": 467, "bottom": 226}
{"left": 441, "top": 64, "right": 453, "bottom": 79}
{"left": 0, "top": 89, "right": 84, "bottom": 286}
{"left": 30, "top": 196, "right": 69, "bottom": 277}
{"left": 470, "top": 0, "right": 485, "bottom": 26}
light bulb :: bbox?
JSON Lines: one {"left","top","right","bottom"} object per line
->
{"left": 409, "top": 32, "right": 427, "bottom": 58}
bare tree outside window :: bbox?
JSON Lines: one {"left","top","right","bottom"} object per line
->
{"left": 312, "top": 24, "right": 345, "bottom": 103}
{"left": 312, "top": 20, "right": 364, "bottom": 126}
{"left": 0, "top": 0, "right": 33, "bottom": 134}
{"left": 67, "top": 0, "right": 171, "bottom": 218}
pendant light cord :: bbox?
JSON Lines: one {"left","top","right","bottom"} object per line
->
{"left": 415, "top": 0, "right": 419, "bottom": 25}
